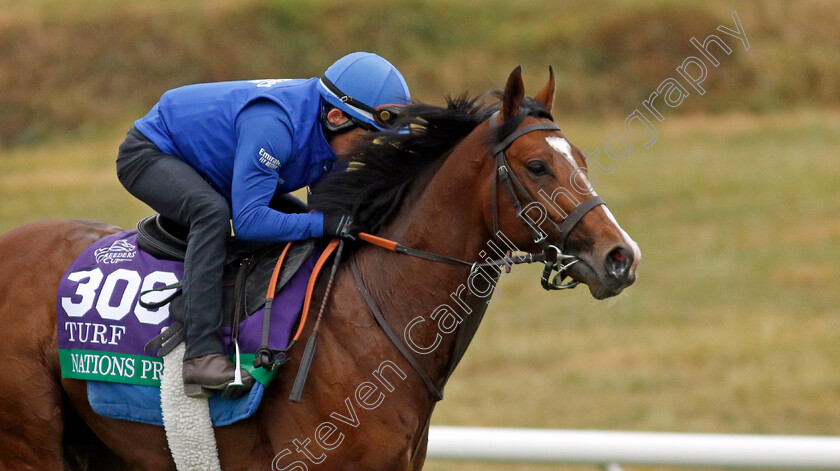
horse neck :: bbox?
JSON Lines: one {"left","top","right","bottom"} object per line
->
{"left": 357, "top": 131, "right": 497, "bottom": 392}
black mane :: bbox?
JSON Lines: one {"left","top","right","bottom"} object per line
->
{"left": 309, "top": 94, "right": 552, "bottom": 233}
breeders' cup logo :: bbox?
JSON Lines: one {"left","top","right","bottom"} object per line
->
{"left": 94, "top": 240, "right": 137, "bottom": 264}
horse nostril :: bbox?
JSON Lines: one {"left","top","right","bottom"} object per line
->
{"left": 605, "top": 247, "right": 633, "bottom": 278}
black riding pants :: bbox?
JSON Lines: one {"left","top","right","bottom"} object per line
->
{"left": 116, "top": 127, "right": 227, "bottom": 361}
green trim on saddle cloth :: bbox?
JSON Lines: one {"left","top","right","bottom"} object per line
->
{"left": 237, "top": 353, "right": 276, "bottom": 386}
{"left": 59, "top": 349, "right": 276, "bottom": 388}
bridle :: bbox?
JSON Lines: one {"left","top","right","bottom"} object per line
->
{"left": 487, "top": 110, "right": 604, "bottom": 289}
{"left": 357, "top": 109, "right": 605, "bottom": 291}
{"left": 345, "top": 109, "right": 607, "bottom": 401}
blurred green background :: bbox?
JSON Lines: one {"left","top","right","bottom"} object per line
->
{"left": 1, "top": 1, "right": 838, "bottom": 470}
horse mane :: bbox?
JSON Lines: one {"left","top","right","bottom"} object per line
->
{"left": 308, "top": 93, "right": 552, "bottom": 233}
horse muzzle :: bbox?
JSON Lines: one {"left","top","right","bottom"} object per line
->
{"left": 567, "top": 242, "right": 639, "bottom": 299}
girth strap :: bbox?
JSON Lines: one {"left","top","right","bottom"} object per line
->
{"left": 350, "top": 255, "right": 444, "bottom": 401}
{"left": 253, "top": 242, "right": 292, "bottom": 370}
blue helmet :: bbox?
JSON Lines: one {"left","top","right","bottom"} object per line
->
{"left": 318, "top": 52, "right": 411, "bottom": 130}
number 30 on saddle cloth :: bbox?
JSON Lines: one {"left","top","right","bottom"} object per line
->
{"left": 56, "top": 224, "right": 326, "bottom": 426}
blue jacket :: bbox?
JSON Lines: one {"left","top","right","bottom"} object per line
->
{"left": 134, "top": 78, "right": 334, "bottom": 242}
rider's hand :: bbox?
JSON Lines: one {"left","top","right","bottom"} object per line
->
{"left": 323, "top": 213, "right": 357, "bottom": 241}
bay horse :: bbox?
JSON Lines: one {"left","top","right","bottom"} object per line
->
{"left": 0, "top": 67, "right": 639, "bottom": 470}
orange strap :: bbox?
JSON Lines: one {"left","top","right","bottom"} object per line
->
{"left": 292, "top": 239, "right": 340, "bottom": 341}
{"left": 265, "top": 242, "right": 293, "bottom": 300}
{"left": 358, "top": 232, "right": 398, "bottom": 251}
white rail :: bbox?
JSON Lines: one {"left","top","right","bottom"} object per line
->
{"left": 426, "top": 426, "right": 840, "bottom": 469}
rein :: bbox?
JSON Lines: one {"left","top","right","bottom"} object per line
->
{"left": 356, "top": 232, "right": 543, "bottom": 271}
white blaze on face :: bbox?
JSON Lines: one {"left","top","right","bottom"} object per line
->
{"left": 545, "top": 135, "right": 638, "bottom": 265}
{"left": 546, "top": 136, "right": 576, "bottom": 166}
{"left": 601, "top": 205, "right": 642, "bottom": 269}
{"left": 547, "top": 136, "right": 595, "bottom": 194}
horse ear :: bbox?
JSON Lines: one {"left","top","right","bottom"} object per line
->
{"left": 502, "top": 66, "right": 525, "bottom": 119}
{"left": 534, "top": 66, "right": 555, "bottom": 111}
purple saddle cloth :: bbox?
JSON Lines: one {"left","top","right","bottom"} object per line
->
{"left": 56, "top": 230, "right": 319, "bottom": 426}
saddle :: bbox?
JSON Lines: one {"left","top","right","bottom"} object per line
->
{"left": 137, "top": 214, "right": 315, "bottom": 319}
{"left": 136, "top": 198, "right": 317, "bottom": 368}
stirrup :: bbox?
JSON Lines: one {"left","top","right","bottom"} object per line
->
{"left": 231, "top": 339, "right": 244, "bottom": 387}
{"left": 222, "top": 375, "right": 255, "bottom": 399}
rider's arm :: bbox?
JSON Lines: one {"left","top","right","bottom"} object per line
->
{"left": 230, "top": 100, "right": 324, "bottom": 242}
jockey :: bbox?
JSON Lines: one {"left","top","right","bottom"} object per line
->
{"left": 116, "top": 52, "right": 411, "bottom": 398}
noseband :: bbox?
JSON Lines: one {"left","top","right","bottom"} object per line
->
{"left": 488, "top": 110, "right": 604, "bottom": 290}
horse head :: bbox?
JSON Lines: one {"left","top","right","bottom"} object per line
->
{"left": 310, "top": 66, "right": 639, "bottom": 300}
{"left": 481, "top": 66, "right": 641, "bottom": 299}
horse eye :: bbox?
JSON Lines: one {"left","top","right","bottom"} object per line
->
{"left": 526, "top": 160, "right": 549, "bottom": 176}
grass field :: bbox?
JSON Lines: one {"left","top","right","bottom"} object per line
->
{"left": 2, "top": 0, "right": 840, "bottom": 146}
{"left": 2, "top": 108, "right": 838, "bottom": 470}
